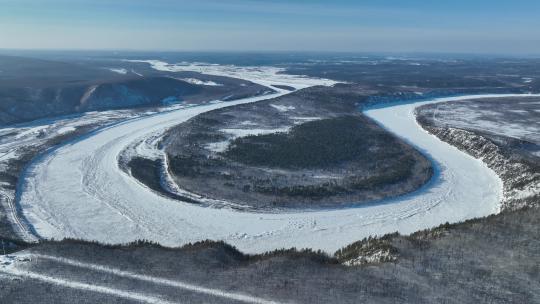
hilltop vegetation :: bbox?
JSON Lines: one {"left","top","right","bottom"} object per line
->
{"left": 163, "top": 86, "right": 432, "bottom": 209}
{"left": 223, "top": 116, "right": 402, "bottom": 169}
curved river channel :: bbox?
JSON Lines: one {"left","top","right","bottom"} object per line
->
{"left": 18, "top": 82, "right": 535, "bottom": 253}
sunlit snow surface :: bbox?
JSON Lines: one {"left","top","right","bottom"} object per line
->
{"left": 179, "top": 78, "right": 223, "bottom": 86}
{"left": 15, "top": 62, "right": 533, "bottom": 253}
{"left": 424, "top": 100, "right": 540, "bottom": 144}
{"left": 124, "top": 59, "right": 339, "bottom": 89}
{"left": 204, "top": 127, "right": 291, "bottom": 153}
{"left": 108, "top": 68, "right": 128, "bottom": 75}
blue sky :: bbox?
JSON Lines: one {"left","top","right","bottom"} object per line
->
{"left": 1, "top": 0, "right": 539, "bottom": 54}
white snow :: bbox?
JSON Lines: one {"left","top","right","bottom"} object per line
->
{"left": 508, "top": 109, "right": 528, "bottom": 114}
{"left": 220, "top": 127, "right": 290, "bottom": 138}
{"left": 205, "top": 141, "right": 230, "bottom": 153}
{"left": 205, "top": 127, "right": 291, "bottom": 152}
{"left": 1, "top": 267, "right": 180, "bottom": 304}
{"left": 123, "top": 131, "right": 166, "bottom": 161}
{"left": 80, "top": 85, "right": 98, "bottom": 106}
{"left": 0, "top": 108, "right": 152, "bottom": 241}
{"left": 290, "top": 116, "right": 322, "bottom": 123}
{"left": 179, "top": 78, "right": 223, "bottom": 86}
{"left": 17, "top": 93, "right": 536, "bottom": 254}
{"left": 0, "top": 150, "right": 17, "bottom": 162}
{"left": 123, "top": 59, "right": 339, "bottom": 89}
{"left": 14, "top": 126, "right": 48, "bottom": 139}
{"left": 131, "top": 69, "right": 143, "bottom": 77}
{"left": 57, "top": 126, "right": 76, "bottom": 134}
{"left": 342, "top": 249, "right": 396, "bottom": 266}
{"left": 427, "top": 101, "right": 540, "bottom": 144}
{"left": 109, "top": 68, "right": 128, "bottom": 75}
{"left": 270, "top": 104, "right": 295, "bottom": 112}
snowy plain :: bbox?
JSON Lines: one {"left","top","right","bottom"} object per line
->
{"left": 13, "top": 61, "right": 536, "bottom": 253}
{"left": 420, "top": 98, "right": 540, "bottom": 144}
{"left": 124, "top": 60, "right": 338, "bottom": 89}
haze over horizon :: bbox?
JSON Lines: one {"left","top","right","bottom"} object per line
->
{"left": 1, "top": 0, "right": 540, "bottom": 55}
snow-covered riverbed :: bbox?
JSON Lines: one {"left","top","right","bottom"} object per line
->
{"left": 14, "top": 63, "right": 534, "bottom": 253}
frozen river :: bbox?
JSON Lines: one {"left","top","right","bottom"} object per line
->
{"left": 15, "top": 66, "right": 532, "bottom": 253}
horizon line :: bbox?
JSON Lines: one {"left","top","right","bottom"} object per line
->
{"left": 1, "top": 48, "right": 540, "bottom": 59}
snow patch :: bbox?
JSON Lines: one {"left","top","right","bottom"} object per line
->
{"left": 80, "top": 85, "right": 98, "bottom": 106}
{"left": 290, "top": 116, "right": 322, "bottom": 124}
{"left": 131, "top": 69, "right": 143, "bottom": 77}
{"left": 343, "top": 249, "right": 397, "bottom": 266}
{"left": 123, "top": 59, "right": 339, "bottom": 91}
{"left": 180, "top": 78, "right": 223, "bottom": 86}
{"left": 270, "top": 104, "right": 295, "bottom": 112}
{"left": 220, "top": 127, "right": 290, "bottom": 138}
{"left": 240, "top": 121, "right": 256, "bottom": 126}
{"left": 0, "top": 150, "right": 17, "bottom": 162}
{"left": 14, "top": 126, "right": 48, "bottom": 139}
{"left": 57, "top": 126, "right": 76, "bottom": 134}
{"left": 205, "top": 141, "right": 230, "bottom": 153}
{"left": 109, "top": 68, "right": 128, "bottom": 75}
{"left": 205, "top": 127, "right": 291, "bottom": 152}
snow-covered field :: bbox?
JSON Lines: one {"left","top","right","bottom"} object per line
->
{"left": 125, "top": 59, "right": 339, "bottom": 89}
{"left": 420, "top": 98, "right": 540, "bottom": 144}
{"left": 178, "top": 78, "right": 223, "bottom": 86}
{"left": 11, "top": 60, "right": 535, "bottom": 253}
